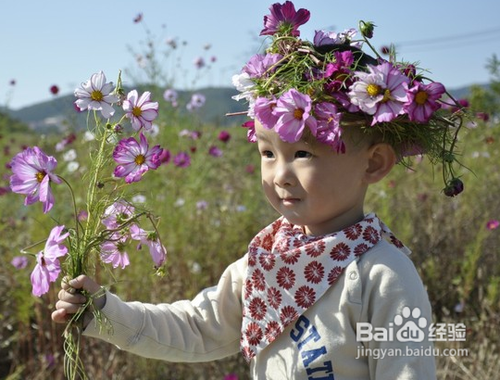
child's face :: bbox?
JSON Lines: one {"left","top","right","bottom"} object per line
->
{"left": 255, "top": 121, "right": 370, "bottom": 236}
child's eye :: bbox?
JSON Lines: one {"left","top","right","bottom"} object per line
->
{"left": 261, "top": 150, "right": 274, "bottom": 158}
{"left": 295, "top": 150, "right": 312, "bottom": 158}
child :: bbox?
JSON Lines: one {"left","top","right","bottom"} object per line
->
{"left": 53, "top": 1, "right": 466, "bottom": 378}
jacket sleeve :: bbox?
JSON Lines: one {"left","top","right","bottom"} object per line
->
{"left": 359, "top": 243, "right": 437, "bottom": 379}
{"left": 83, "top": 255, "right": 247, "bottom": 362}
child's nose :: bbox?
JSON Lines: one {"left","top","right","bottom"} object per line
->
{"left": 274, "top": 161, "right": 295, "bottom": 187}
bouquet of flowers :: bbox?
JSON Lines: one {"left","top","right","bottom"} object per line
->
{"left": 231, "top": 0, "right": 468, "bottom": 196}
{"left": 9, "top": 71, "right": 168, "bottom": 379}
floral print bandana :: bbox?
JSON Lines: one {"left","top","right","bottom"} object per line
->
{"left": 240, "top": 213, "right": 410, "bottom": 361}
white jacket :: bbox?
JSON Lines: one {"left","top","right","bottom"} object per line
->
{"left": 84, "top": 239, "right": 436, "bottom": 379}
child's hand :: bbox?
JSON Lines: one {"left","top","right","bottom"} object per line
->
{"left": 51, "top": 275, "right": 106, "bottom": 327}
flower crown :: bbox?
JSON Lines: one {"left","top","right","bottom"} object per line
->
{"left": 231, "top": 1, "right": 467, "bottom": 196}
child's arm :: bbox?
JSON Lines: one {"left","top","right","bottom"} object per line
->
{"left": 53, "top": 256, "right": 247, "bottom": 363}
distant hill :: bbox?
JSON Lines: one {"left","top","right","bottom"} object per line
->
{"left": 3, "top": 84, "right": 486, "bottom": 134}
{"left": 5, "top": 87, "right": 249, "bottom": 133}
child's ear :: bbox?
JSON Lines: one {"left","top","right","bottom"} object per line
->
{"left": 364, "top": 143, "right": 396, "bottom": 184}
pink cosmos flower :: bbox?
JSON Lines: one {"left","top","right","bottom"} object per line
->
{"left": 11, "top": 256, "right": 28, "bottom": 269}
{"left": 130, "top": 225, "right": 167, "bottom": 267}
{"left": 10, "top": 146, "right": 62, "bottom": 213}
{"left": 163, "top": 88, "right": 178, "bottom": 104}
{"left": 74, "top": 71, "right": 119, "bottom": 118}
{"left": 313, "top": 28, "right": 358, "bottom": 46}
{"left": 173, "top": 151, "right": 191, "bottom": 168}
{"left": 113, "top": 133, "right": 163, "bottom": 183}
{"left": 50, "top": 85, "right": 59, "bottom": 95}
{"left": 243, "top": 53, "right": 283, "bottom": 78}
{"left": 254, "top": 96, "right": 279, "bottom": 130}
{"left": 218, "top": 131, "right": 231, "bottom": 143}
{"left": 30, "top": 225, "right": 69, "bottom": 297}
{"left": 403, "top": 81, "right": 445, "bottom": 123}
{"left": 271, "top": 89, "right": 317, "bottom": 143}
{"left": 349, "top": 61, "right": 410, "bottom": 126}
{"left": 208, "top": 146, "right": 223, "bottom": 157}
{"left": 313, "top": 102, "right": 345, "bottom": 153}
{"left": 102, "top": 200, "right": 136, "bottom": 230}
{"left": 260, "top": 1, "right": 310, "bottom": 37}
{"left": 100, "top": 233, "right": 130, "bottom": 269}
{"left": 123, "top": 90, "right": 159, "bottom": 131}
{"left": 486, "top": 220, "right": 499, "bottom": 230}
{"left": 187, "top": 93, "right": 206, "bottom": 110}
{"left": 241, "top": 120, "right": 257, "bottom": 143}
{"left": 193, "top": 57, "right": 205, "bottom": 69}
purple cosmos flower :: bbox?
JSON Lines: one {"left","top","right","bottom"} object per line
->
{"left": 486, "top": 220, "right": 499, "bottom": 230}
{"left": 187, "top": 93, "right": 206, "bottom": 110}
{"left": 313, "top": 102, "right": 345, "bottom": 153}
{"left": 323, "top": 51, "right": 355, "bottom": 94}
{"left": 218, "top": 131, "right": 231, "bottom": 143}
{"left": 208, "top": 146, "right": 223, "bottom": 157}
{"left": 123, "top": 90, "right": 159, "bottom": 131}
{"left": 241, "top": 120, "right": 257, "bottom": 143}
{"left": 74, "top": 71, "right": 119, "bottom": 118}
{"left": 30, "top": 225, "right": 69, "bottom": 297}
{"left": 100, "top": 233, "right": 130, "bottom": 269}
{"left": 193, "top": 57, "right": 205, "bottom": 69}
{"left": 254, "top": 96, "right": 279, "bottom": 130}
{"left": 313, "top": 28, "right": 358, "bottom": 46}
{"left": 163, "top": 88, "right": 178, "bottom": 104}
{"left": 173, "top": 151, "right": 191, "bottom": 168}
{"left": 349, "top": 62, "right": 410, "bottom": 126}
{"left": 403, "top": 81, "right": 445, "bottom": 123}
{"left": 11, "top": 256, "right": 28, "bottom": 269}
{"left": 158, "top": 149, "right": 171, "bottom": 165}
{"left": 243, "top": 53, "right": 283, "bottom": 78}
{"left": 260, "top": 1, "right": 310, "bottom": 37}
{"left": 10, "top": 147, "right": 62, "bottom": 213}
{"left": 130, "top": 225, "right": 166, "bottom": 267}
{"left": 102, "top": 200, "right": 136, "bottom": 230}
{"left": 271, "top": 89, "right": 317, "bottom": 143}
{"left": 196, "top": 200, "right": 209, "bottom": 210}
{"left": 113, "top": 133, "right": 163, "bottom": 183}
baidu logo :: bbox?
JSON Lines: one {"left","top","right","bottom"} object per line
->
{"left": 356, "top": 306, "right": 466, "bottom": 343}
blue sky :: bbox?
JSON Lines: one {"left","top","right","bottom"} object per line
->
{"left": 2, "top": 0, "right": 500, "bottom": 110}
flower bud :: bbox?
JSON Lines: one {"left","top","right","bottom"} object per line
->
{"left": 360, "top": 21, "right": 376, "bottom": 39}
{"left": 443, "top": 178, "right": 464, "bottom": 197}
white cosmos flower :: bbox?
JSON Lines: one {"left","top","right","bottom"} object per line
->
{"left": 74, "top": 71, "right": 119, "bottom": 118}
{"left": 62, "top": 149, "right": 77, "bottom": 162}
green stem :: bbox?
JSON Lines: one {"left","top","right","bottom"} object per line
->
{"left": 58, "top": 175, "right": 80, "bottom": 244}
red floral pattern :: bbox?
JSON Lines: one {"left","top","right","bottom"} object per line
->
{"left": 329, "top": 242, "right": 351, "bottom": 261}
{"left": 249, "top": 297, "right": 267, "bottom": 320}
{"left": 304, "top": 261, "right": 325, "bottom": 284}
{"left": 276, "top": 266, "right": 296, "bottom": 290}
{"left": 259, "top": 253, "right": 276, "bottom": 271}
{"left": 265, "top": 320, "right": 281, "bottom": 343}
{"left": 294, "top": 285, "right": 316, "bottom": 308}
{"left": 267, "top": 287, "right": 282, "bottom": 309}
{"left": 240, "top": 213, "right": 410, "bottom": 362}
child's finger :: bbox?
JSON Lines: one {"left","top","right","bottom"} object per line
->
{"left": 51, "top": 308, "right": 69, "bottom": 324}
{"left": 58, "top": 289, "right": 87, "bottom": 304}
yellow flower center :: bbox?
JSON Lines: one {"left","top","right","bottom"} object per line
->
{"left": 91, "top": 90, "right": 104, "bottom": 101}
{"left": 293, "top": 109, "right": 304, "bottom": 120}
{"left": 135, "top": 154, "right": 146, "bottom": 165}
{"left": 415, "top": 91, "right": 429, "bottom": 105}
{"left": 36, "top": 171, "right": 46, "bottom": 183}
{"left": 132, "top": 106, "right": 143, "bottom": 117}
{"left": 382, "top": 89, "right": 392, "bottom": 103}
{"left": 366, "top": 84, "right": 381, "bottom": 97}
